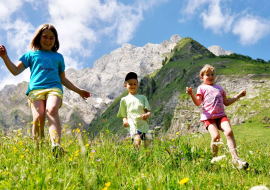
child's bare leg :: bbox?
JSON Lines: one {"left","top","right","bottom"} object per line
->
{"left": 208, "top": 124, "right": 220, "bottom": 157}
{"left": 31, "top": 100, "right": 46, "bottom": 139}
{"left": 220, "top": 121, "right": 238, "bottom": 159}
{"left": 46, "top": 96, "right": 62, "bottom": 145}
{"left": 134, "top": 134, "right": 141, "bottom": 148}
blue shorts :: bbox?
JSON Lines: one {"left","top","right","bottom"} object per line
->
{"left": 135, "top": 130, "right": 146, "bottom": 140}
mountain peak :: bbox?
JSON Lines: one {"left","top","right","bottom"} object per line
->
{"left": 208, "top": 45, "right": 233, "bottom": 56}
{"left": 170, "top": 34, "right": 182, "bottom": 43}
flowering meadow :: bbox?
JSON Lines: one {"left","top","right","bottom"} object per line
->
{"left": 0, "top": 123, "right": 269, "bottom": 190}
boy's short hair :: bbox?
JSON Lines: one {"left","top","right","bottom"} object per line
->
{"left": 125, "top": 72, "right": 138, "bottom": 83}
{"left": 200, "top": 64, "right": 215, "bottom": 78}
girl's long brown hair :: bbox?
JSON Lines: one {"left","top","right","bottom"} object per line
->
{"left": 29, "top": 24, "right": 60, "bottom": 52}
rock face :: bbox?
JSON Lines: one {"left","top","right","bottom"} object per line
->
{"left": 0, "top": 35, "right": 182, "bottom": 131}
{"left": 208, "top": 45, "right": 233, "bottom": 56}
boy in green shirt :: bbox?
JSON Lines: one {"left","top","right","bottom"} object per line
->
{"left": 117, "top": 72, "right": 152, "bottom": 146}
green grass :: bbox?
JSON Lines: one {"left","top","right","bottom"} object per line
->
{"left": 0, "top": 123, "right": 269, "bottom": 189}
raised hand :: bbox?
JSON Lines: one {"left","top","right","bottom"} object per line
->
{"left": 238, "top": 90, "right": 246, "bottom": 98}
{"left": 186, "top": 87, "right": 194, "bottom": 95}
{"left": 0, "top": 45, "right": 7, "bottom": 58}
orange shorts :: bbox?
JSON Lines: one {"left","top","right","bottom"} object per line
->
{"left": 202, "top": 116, "right": 229, "bottom": 130}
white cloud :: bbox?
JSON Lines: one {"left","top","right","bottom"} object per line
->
{"left": 181, "top": 0, "right": 270, "bottom": 44}
{"left": 4, "top": 20, "right": 35, "bottom": 57}
{"left": 182, "top": 0, "right": 212, "bottom": 15}
{"left": 182, "top": 0, "right": 234, "bottom": 34}
{"left": 200, "top": 0, "right": 234, "bottom": 33}
{"left": 233, "top": 15, "right": 270, "bottom": 45}
{"left": 0, "top": 0, "right": 23, "bottom": 20}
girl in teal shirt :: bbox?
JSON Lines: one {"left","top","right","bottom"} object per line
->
{"left": 0, "top": 24, "right": 91, "bottom": 157}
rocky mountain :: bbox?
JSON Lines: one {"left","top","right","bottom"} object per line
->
{"left": 89, "top": 37, "right": 270, "bottom": 137}
{"left": 0, "top": 34, "right": 182, "bottom": 131}
{"left": 208, "top": 45, "right": 233, "bottom": 56}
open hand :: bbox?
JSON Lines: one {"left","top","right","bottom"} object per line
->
{"left": 0, "top": 45, "right": 7, "bottom": 58}
{"left": 79, "top": 89, "right": 91, "bottom": 100}
{"left": 186, "top": 87, "right": 193, "bottom": 95}
{"left": 238, "top": 90, "right": 246, "bottom": 98}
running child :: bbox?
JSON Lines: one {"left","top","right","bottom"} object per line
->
{"left": 0, "top": 23, "right": 91, "bottom": 157}
{"left": 117, "top": 72, "right": 151, "bottom": 147}
{"left": 186, "top": 64, "right": 248, "bottom": 169}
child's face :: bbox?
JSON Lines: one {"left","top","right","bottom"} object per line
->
{"left": 40, "top": 29, "right": 55, "bottom": 51}
{"left": 124, "top": 79, "right": 138, "bottom": 95}
{"left": 201, "top": 70, "right": 215, "bottom": 85}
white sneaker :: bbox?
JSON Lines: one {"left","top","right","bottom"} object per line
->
{"left": 233, "top": 158, "right": 249, "bottom": 170}
{"left": 210, "top": 155, "right": 226, "bottom": 164}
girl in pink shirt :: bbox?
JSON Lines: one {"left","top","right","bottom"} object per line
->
{"left": 186, "top": 64, "right": 248, "bottom": 169}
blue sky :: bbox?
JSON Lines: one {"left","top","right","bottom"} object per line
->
{"left": 0, "top": 0, "right": 270, "bottom": 89}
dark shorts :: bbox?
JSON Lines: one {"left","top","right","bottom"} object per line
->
{"left": 202, "top": 116, "right": 229, "bottom": 130}
{"left": 132, "top": 130, "right": 147, "bottom": 142}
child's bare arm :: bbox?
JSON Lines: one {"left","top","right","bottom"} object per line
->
{"left": 186, "top": 87, "right": 202, "bottom": 106}
{"left": 60, "top": 71, "right": 91, "bottom": 100}
{"left": 140, "top": 109, "right": 151, "bottom": 120}
{"left": 223, "top": 90, "right": 246, "bottom": 106}
{"left": 123, "top": 117, "right": 129, "bottom": 127}
{"left": 0, "top": 45, "right": 26, "bottom": 76}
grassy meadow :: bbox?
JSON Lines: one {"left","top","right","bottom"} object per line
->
{"left": 0, "top": 122, "right": 269, "bottom": 190}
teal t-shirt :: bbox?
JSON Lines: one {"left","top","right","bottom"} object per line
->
{"left": 117, "top": 94, "right": 151, "bottom": 136}
{"left": 19, "top": 50, "right": 65, "bottom": 95}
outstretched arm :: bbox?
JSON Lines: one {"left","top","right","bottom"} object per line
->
{"left": 140, "top": 109, "right": 151, "bottom": 120}
{"left": 186, "top": 87, "right": 202, "bottom": 106}
{"left": 0, "top": 45, "right": 25, "bottom": 75}
{"left": 59, "top": 71, "right": 91, "bottom": 100}
{"left": 223, "top": 90, "right": 246, "bottom": 106}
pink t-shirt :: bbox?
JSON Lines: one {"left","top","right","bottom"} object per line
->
{"left": 197, "top": 84, "right": 227, "bottom": 121}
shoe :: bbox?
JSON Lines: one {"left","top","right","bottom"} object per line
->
{"left": 52, "top": 143, "right": 64, "bottom": 158}
{"left": 233, "top": 158, "right": 249, "bottom": 170}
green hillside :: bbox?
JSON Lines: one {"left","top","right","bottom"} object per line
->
{"left": 88, "top": 37, "right": 270, "bottom": 137}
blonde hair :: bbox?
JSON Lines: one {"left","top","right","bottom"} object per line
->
{"left": 29, "top": 24, "right": 60, "bottom": 52}
{"left": 200, "top": 64, "right": 215, "bottom": 78}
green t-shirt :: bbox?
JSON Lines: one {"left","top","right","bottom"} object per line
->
{"left": 117, "top": 94, "right": 151, "bottom": 136}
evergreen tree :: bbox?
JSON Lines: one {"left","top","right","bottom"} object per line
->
{"left": 146, "top": 86, "right": 150, "bottom": 98}
{"left": 150, "top": 78, "right": 156, "bottom": 94}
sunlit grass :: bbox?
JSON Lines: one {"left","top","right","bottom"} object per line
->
{"left": 0, "top": 124, "right": 269, "bottom": 189}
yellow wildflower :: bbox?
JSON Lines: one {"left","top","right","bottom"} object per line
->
{"left": 79, "top": 123, "right": 81, "bottom": 126}
{"left": 68, "top": 158, "right": 72, "bottom": 161}
{"left": 20, "top": 155, "right": 24, "bottom": 159}
{"left": 31, "top": 121, "right": 33, "bottom": 124}
{"left": 176, "top": 132, "right": 179, "bottom": 135}
{"left": 172, "top": 139, "right": 175, "bottom": 142}
{"left": 63, "top": 129, "right": 65, "bottom": 132}
{"left": 179, "top": 178, "right": 189, "bottom": 185}
{"left": 85, "top": 144, "right": 89, "bottom": 147}
{"left": 65, "top": 125, "right": 67, "bottom": 127}
{"left": 102, "top": 187, "right": 108, "bottom": 190}
{"left": 83, "top": 130, "right": 86, "bottom": 133}
{"left": 105, "top": 182, "right": 111, "bottom": 187}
